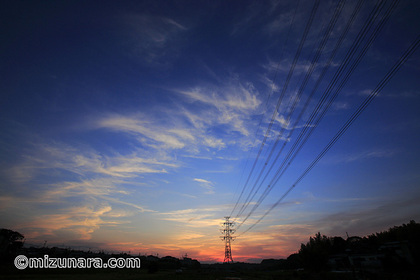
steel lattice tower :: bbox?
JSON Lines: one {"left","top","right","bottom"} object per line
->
{"left": 220, "top": 216, "right": 235, "bottom": 263}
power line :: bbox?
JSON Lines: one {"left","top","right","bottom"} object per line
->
{"left": 236, "top": 0, "right": 394, "bottom": 230}
{"left": 238, "top": 33, "right": 420, "bottom": 236}
{"left": 269, "top": 0, "right": 398, "bottom": 194}
{"left": 229, "top": 0, "right": 301, "bottom": 217}
{"left": 232, "top": 0, "right": 320, "bottom": 220}
{"left": 240, "top": 0, "right": 364, "bottom": 225}
{"left": 235, "top": 0, "right": 347, "bottom": 223}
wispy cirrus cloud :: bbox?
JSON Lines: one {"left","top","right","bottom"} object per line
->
{"left": 120, "top": 14, "right": 187, "bottom": 65}
{"left": 325, "top": 148, "right": 396, "bottom": 164}
{"left": 194, "top": 178, "right": 215, "bottom": 194}
{"left": 1, "top": 178, "right": 151, "bottom": 244}
{"left": 97, "top": 114, "right": 190, "bottom": 150}
{"left": 95, "top": 77, "right": 263, "bottom": 154}
{"left": 358, "top": 88, "right": 420, "bottom": 99}
{"left": 1, "top": 73, "right": 264, "bottom": 247}
{"left": 178, "top": 83, "right": 260, "bottom": 113}
{"left": 343, "top": 150, "right": 395, "bottom": 163}
{"left": 159, "top": 205, "right": 228, "bottom": 228}
{"left": 6, "top": 140, "right": 175, "bottom": 186}
{"left": 42, "top": 177, "right": 154, "bottom": 213}
{"left": 95, "top": 112, "right": 227, "bottom": 152}
{"left": 262, "top": 58, "right": 312, "bottom": 78}
{"left": 0, "top": 133, "right": 161, "bottom": 243}
{"left": 20, "top": 204, "right": 117, "bottom": 240}
{"left": 176, "top": 80, "right": 262, "bottom": 138}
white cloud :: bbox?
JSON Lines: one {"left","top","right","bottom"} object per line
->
{"left": 194, "top": 178, "right": 212, "bottom": 184}
{"left": 332, "top": 101, "right": 349, "bottom": 110}
{"left": 326, "top": 148, "right": 396, "bottom": 164}
{"left": 194, "top": 178, "right": 215, "bottom": 194}
{"left": 203, "top": 137, "right": 226, "bottom": 149}
{"left": 158, "top": 205, "right": 229, "bottom": 227}
{"left": 1, "top": 136, "right": 169, "bottom": 236}
{"left": 98, "top": 114, "right": 187, "bottom": 150}
{"left": 96, "top": 112, "right": 228, "bottom": 153}
{"left": 95, "top": 79, "right": 263, "bottom": 153}
{"left": 176, "top": 81, "right": 262, "bottom": 138}
{"left": 344, "top": 150, "right": 395, "bottom": 162}
{"left": 22, "top": 204, "right": 116, "bottom": 240}
{"left": 275, "top": 114, "right": 291, "bottom": 129}
{"left": 358, "top": 89, "right": 373, "bottom": 96}
{"left": 262, "top": 58, "right": 311, "bottom": 77}
{"left": 2, "top": 74, "right": 266, "bottom": 247}
{"left": 8, "top": 140, "right": 176, "bottom": 184}
{"left": 259, "top": 74, "right": 280, "bottom": 92}
{"left": 121, "top": 14, "right": 187, "bottom": 64}
{"left": 179, "top": 83, "right": 260, "bottom": 113}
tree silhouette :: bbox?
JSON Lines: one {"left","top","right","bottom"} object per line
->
{"left": 297, "top": 221, "right": 420, "bottom": 272}
{"left": 0, "top": 228, "right": 24, "bottom": 261}
{"left": 298, "top": 232, "right": 332, "bottom": 271}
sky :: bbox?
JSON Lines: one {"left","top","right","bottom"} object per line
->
{"left": 1, "top": 0, "right": 420, "bottom": 263}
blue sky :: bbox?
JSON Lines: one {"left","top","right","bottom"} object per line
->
{"left": 1, "top": 0, "right": 420, "bottom": 262}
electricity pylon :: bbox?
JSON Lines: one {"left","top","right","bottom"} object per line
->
{"left": 220, "top": 216, "right": 235, "bottom": 263}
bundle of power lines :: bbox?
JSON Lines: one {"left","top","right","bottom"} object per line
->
{"left": 229, "top": 0, "right": 419, "bottom": 236}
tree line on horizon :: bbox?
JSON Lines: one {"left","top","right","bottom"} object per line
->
{"left": 2, "top": 220, "right": 420, "bottom": 273}
{"left": 260, "top": 220, "right": 420, "bottom": 274}
{"left": 0, "top": 228, "right": 200, "bottom": 273}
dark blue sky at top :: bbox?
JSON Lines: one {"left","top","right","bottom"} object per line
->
{"left": 2, "top": 1, "right": 416, "bottom": 111}
{"left": 1, "top": 0, "right": 420, "bottom": 261}
{"left": 1, "top": 0, "right": 288, "bottom": 151}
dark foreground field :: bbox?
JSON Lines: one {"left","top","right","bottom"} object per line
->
{"left": 1, "top": 267, "right": 419, "bottom": 280}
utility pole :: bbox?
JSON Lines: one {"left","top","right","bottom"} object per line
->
{"left": 220, "top": 216, "right": 235, "bottom": 263}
